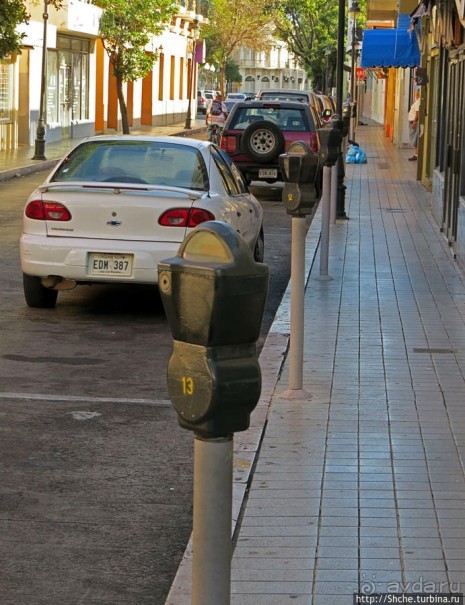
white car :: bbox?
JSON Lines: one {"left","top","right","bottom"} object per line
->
{"left": 20, "top": 135, "right": 264, "bottom": 308}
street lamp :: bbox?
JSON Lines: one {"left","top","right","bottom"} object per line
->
{"left": 335, "top": 0, "right": 347, "bottom": 218}
{"left": 32, "top": 0, "right": 49, "bottom": 160}
{"left": 184, "top": 19, "right": 199, "bottom": 130}
{"left": 349, "top": 0, "right": 361, "bottom": 141}
{"left": 324, "top": 46, "right": 334, "bottom": 95}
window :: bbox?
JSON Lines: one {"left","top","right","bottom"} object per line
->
{"left": 211, "top": 147, "right": 241, "bottom": 195}
{"left": 52, "top": 140, "right": 209, "bottom": 190}
{"left": 0, "top": 61, "right": 13, "bottom": 122}
{"left": 47, "top": 35, "right": 90, "bottom": 125}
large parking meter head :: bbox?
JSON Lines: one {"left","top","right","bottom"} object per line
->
{"left": 158, "top": 221, "right": 269, "bottom": 438}
{"left": 279, "top": 141, "right": 321, "bottom": 215}
{"left": 317, "top": 127, "right": 343, "bottom": 167}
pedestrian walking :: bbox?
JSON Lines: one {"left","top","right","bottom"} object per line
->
{"left": 206, "top": 93, "right": 228, "bottom": 144}
{"left": 408, "top": 89, "right": 420, "bottom": 161}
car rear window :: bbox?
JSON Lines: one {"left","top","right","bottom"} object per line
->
{"left": 259, "top": 92, "right": 310, "bottom": 103}
{"left": 51, "top": 141, "right": 209, "bottom": 190}
{"left": 228, "top": 107, "right": 311, "bottom": 132}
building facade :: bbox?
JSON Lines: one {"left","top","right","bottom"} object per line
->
{"left": 360, "top": 0, "right": 465, "bottom": 271}
{"left": 232, "top": 42, "right": 308, "bottom": 96}
{"left": 0, "top": 0, "right": 206, "bottom": 151}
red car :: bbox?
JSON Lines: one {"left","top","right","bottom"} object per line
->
{"left": 220, "top": 100, "right": 319, "bottom": 184}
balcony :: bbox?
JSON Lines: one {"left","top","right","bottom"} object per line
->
{"left": 57, "top": 0, "right": 102, "bottom": 36}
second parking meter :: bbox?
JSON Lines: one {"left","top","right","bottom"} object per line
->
{"left": 342, "top": 104, "right": 351, "bottom": 137}
{"left": 317, "top": 127, "right": 343, "bottom": 167}
{"left": 158, "top": 221, "right": 269, "bottom": 439}
{"left": 279, "top": 141, "right": 321, "bottom": 216}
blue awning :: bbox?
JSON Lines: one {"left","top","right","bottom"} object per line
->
{"left": 360, "top": 16, "right": 420, "bottom": 69}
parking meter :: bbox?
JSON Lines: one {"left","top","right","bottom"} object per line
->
{"left": 279, "top": 141, "right": 321, "bottom": 216}
{"left": 317, "top": 127, "right": 343, "bottom": 167}
{"left": 158, "top": 221, "right": 269, "bottom": 439}
{"left": 342, "top": 104, "right": 351, "bottom": 137}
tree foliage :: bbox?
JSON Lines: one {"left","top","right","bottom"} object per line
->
{"left": 225, "top": 58, "right": 242, "bottom": 87}
{"left": 273, "top": 0, "right": 339, "bottom": 92}
{"left": 0, "top": 0, "right": 29, "bottom": 60}
{"left": 98, "top": 0, "right": 176, "bottom": 133}
{"left": 203, "top": 0, "right": 274, "bottom": 95}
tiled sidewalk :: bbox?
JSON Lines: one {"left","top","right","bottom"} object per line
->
{"left": 230, "top": 125, "right": 465, "bottom": 604}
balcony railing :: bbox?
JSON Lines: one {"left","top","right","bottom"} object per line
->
{"left": 176, "top": 0, "right": 211, "bottom": 18}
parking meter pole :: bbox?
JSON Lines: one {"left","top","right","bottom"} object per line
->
{"left": 159, "top": 221, "right": 268, "bottom": 603}
{"left": 192, "top": 435, "right": 233, "bottom": 605}
{"left": 330, "top": 163, "right": 338, "bottom": 225}
{"left": 319, "top": 166, "right": 332, "bottom": 278}
{"left": 288, "top": 215, "right": 306, "bottom": 391}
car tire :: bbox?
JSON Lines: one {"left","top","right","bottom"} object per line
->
{"left": 253, "top": 229, "right": 265, "bottom": 263}
{"left": 23, "top": 274, "right": 58, "bottom": 308}
{"left": 241, "top": 121, "right": 285, "bottom": 164}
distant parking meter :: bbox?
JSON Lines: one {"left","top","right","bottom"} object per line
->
{"left": 279, "top": 141, "right": 321, "bottom": 216}
{"left": 351, "top": 101, "right": 357, "bottom": 118}
{"left": 317, "top": 127, "right": 343, "bottom": 167}
{"left": 342, "top": 104, "right": 351, "bottom": 137}
{"left": 158, "top": 221, "right": 269, "bottom": 439}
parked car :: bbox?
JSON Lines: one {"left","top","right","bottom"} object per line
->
{"left": 223, "top": 93, "right": 250, "bottom": 113}
{"left": 255, "top": 88, "right": 315, "bottom": 104}
{"left": 255, "top": 89, "right": 328, "bottom": 125}
{"left": 316, "top": 94, "right": 335, "bottom": 122}
{"left": 20, "top": 136, "right": 264, "bottom": 308}
{"left": 225, "top": 93, "right": 248, "bottom": 102}
{"left": 197, "top": 89, "right": 208, "bottom": 114}
{"left": 220, "top": 100, "right": 320, "bottom": 185}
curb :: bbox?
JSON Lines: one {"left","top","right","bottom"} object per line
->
{"left": 164, "top": 205, "right": 323, "bottom": 605}
{"left": 0, "top": 160, "right": 60, "bottom": 183}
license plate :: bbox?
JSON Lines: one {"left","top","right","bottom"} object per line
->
{"left": 258, "top": 168, "right": 278, "bottom": 178}
{"left": 89, "top": 253, "right": 133, "bottom": 276}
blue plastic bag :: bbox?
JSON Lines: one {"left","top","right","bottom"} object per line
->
{"left": 346, "top": 144, "right": 367, "bottom": 164}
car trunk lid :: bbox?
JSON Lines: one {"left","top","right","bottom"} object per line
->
{"left": 38, "top": 183, "right": 200, "bottom": 243}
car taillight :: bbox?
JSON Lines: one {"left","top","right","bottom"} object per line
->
{"left": 221, "top": 136, "right": 236, "bottom": 153}
{"left": 159, "top": 208, "right": 215, "bottom": 228}
{"left": 309, "top": 132, "right": 319, "bottom": 153}
{"left": 25, "top": 200, "right": 72, "bottom": 221}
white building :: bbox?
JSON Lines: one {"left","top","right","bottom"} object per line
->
{"left": 232, "top": 41, "right": 309, "bottom": 95}
{"left": 0, "top": 0, "right": 206, "bottom": 150}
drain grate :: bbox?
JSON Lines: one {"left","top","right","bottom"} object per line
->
{"left": 381, "top": 208, "right": 408, "bottom": 213}
{"left": 413, "top": 347, "right": 455, "bottom": 354}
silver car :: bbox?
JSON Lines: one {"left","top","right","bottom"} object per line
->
{"left": 20, "top": 136, "right": 264, "bottom": 308}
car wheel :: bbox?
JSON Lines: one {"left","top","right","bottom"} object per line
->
{"left": 23, "top": 274, "right": 58, "bottom": 308}
{"left": 253, "top": 229, "right": 265, "bottom": 263}
{"left": 241, "top": 121, "right": 285, "bottom": 164}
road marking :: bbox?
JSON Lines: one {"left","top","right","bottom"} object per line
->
{"left": 0, "top": 392, "right": 171, "bottom": 406}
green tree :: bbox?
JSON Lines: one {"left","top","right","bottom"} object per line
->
{"left": 273, "top": 0, "right": 339, "bottom": 91}
{"left": 0, "top": 0, "right": 29, "bottom": 60}
{"left": 273, "top": 0, "right": 366, "bottom": 93}
{"left": 203, "top": 0, "right": 274, "bottom": 96}
{"left": 98, "top": 0, "right": 176, "bottom": 134}
{"left": 225, "top": 58, "right": 242, "bottom": 91}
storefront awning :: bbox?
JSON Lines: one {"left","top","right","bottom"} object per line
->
{"left": 360, "top": 19, "right": 420, "bottom": 68}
